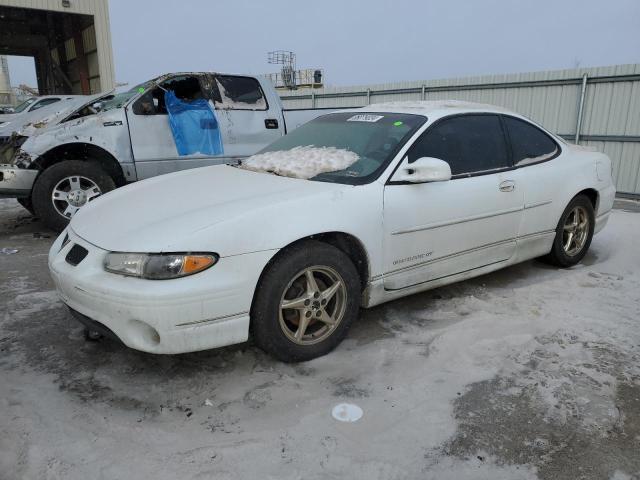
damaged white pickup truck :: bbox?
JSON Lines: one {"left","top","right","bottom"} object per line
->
{"left": 0, "top": 72, "right": 287, "bottom": 230}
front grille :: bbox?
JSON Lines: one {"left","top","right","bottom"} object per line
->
{"left": 65, "top": 244, "right": 88, "bottom": 266}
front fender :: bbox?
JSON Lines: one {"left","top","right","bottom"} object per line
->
{"left": 20, "top": 110, "right": 133, "bottom": 168}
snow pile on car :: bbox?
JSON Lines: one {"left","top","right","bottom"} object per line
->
{"left": 239, "top": 146, "right": 359, "bottom": 179}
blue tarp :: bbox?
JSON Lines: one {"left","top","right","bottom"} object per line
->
{"left": 164, "top": 90, "right": 224, "bottom": 156}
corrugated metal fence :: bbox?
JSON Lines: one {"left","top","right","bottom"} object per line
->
{"left": 279, "top": 64, "right": 640, "bottom": 195}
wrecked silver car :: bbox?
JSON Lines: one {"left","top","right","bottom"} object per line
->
{"left": 0, "top": 72, "right": 287, "bottom": 231}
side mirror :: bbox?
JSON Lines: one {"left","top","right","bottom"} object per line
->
{"left": 92, "top": 102, "right": 104, "bottom": 112}
{"left": 391, "top": 157, "right": 452, "bottom": 183}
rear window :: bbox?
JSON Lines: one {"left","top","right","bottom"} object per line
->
{"left": 214, "top": 75, "right": 267, "bottom": 110}
{"left": 503, "top": 116, "right": 558, "bottom": 165}
{"left": 30, "top": 98, "right": 61, "bottom": 111}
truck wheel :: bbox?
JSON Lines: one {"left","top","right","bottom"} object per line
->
{"left": 32, "top": 160, "right": 116, "bottom": 232}
{"left": 544, "top": 194, "right": 595, "bottom": 268}
{"left": 251, "top": 240, "right": 361, "bottom": 362}
{"left": 17, "top": 197, "right": 35, "bottom": 216}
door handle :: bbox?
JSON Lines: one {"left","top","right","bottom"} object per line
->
{"left": 499, "top": 180, "right": 515, "bottom": 192}
{"left": 264, "top": 119, "right": 279, "bottom": 129}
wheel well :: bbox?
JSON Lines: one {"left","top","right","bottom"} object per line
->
{"left": 307, "top": 232, "right": 370, "bottom": 291}
{"left": 577, "top": 188, "right": 599, "bottom": 212}
{"left": 262, "top": 232, "right": 370, "bottom": 293}
{"left": 35, "top": 143, "right": 126, "bottom": 187}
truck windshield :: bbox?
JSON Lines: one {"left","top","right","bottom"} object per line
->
{"left": 244, "top": 112, "right": 426, "bottom": 185}
{"left": 99, "top": 81, "right": 156, "bottom": 112}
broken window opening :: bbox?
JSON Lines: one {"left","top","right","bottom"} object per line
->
{"left": 133, "top": 76, "right": 206, "bottom": 116}
{"left": 213, "top": 75, "right": 267, "bottom": 111}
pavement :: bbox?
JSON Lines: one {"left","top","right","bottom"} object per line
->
{"left": 1, "top": 197, "right": 639, "bottom": 480}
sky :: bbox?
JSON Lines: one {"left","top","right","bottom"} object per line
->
{"left": 6, "top": 0, "right": 640, "bottom": 89}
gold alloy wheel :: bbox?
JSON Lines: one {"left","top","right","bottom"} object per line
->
{"left": 562, "top": 205, "right": 590, "bottom": 257}
{"left": 278, "top": 266, "right": 347, "bottom": 346}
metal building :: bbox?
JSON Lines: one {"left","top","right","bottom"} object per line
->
{"left": 0, "top": 55, "right": 11, "bottom": 104}
{"left": 0, "top": 0, "right": 115, "bottom": 95}
{"left": 280, "top": 64, "right": 640, "bottom": 196}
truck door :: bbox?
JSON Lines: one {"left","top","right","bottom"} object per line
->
{"left": 126, "top": 74, "right": 230, "bottom": 180}
{"left": 209, "top": 74, "right": 285, "bottom": 159}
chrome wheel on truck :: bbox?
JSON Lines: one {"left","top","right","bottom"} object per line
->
{"left": 51, "top": 175, "right": 102, "bottom": 218}
{"left": 32, "top": 160, "right": 115, "bottom": 232}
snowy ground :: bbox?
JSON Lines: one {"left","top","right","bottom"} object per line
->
{"left": 1, "top": 197, "right": 639, "bottom": 480}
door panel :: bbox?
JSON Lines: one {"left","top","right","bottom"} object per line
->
{"left": 383, "top": 171, "right": 523, "bottom": 290}
{"left": 501, "top": 115, "right": 564, "bottom": 238}
{"left": 211, "top": 75, "right": 284, "bottom": 160}
{"left": 127, "top": 75, "right": 233, "bottom": 180}
{"left": 382, "top": 113, "right": 524, "bottom": 291}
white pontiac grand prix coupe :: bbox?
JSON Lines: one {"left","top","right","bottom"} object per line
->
{"left": 48, "top": 101, "right": 616, "bottom": 362}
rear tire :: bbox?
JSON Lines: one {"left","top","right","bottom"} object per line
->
{"left": 544, "top": 194, "right": 595, "bottom": 268}
{"left": 32, "top": 160, "right": 115, "bottom": 232}
{"left": 251, "top": 240, "right": 361, "bottom": 362}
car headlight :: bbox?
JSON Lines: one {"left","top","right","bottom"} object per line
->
{"left": 104, "top": 252, "right": 218, "bottom": 279}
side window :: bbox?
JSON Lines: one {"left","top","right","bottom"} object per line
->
{"left": 213, "top": 75, "right": 267, "bottom": 110}
{"left": 132, "top": 76, "right": 206, "bottom": 115}
{"left": 503, "top": 116, "right": 558, "bottom": 165}
{"left": 30, "top": 98, "right": 60, "bottom": 111}
{"left": 407, "top": 114, "right": 509, "bottom": 176}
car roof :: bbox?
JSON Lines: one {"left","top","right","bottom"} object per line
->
{"left": 36, "top": 95, "right": 84, "bottom": 100}
{"left": 347, "top": 100, "right": 516, "bottom": 118}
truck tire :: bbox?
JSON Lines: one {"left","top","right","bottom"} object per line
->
{"left": 32, "top": 160, "right": 116, "bottom": 232}
{"left": 17, "top": 197, "right": 35, "bottom": 216}
{"left": 251, "top": 240, "right": 361, "bottom": 362}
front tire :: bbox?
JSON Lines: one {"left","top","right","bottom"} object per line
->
{"left": 32, "top": 160, "right": 115, "bottom": 232}
{"left": 545, "top": 194, "right": 595, "bottom": 268}
{"left": 251, "top": 240, "right": 361, "bottom": 362}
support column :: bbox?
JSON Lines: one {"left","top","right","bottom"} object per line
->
{"left": 574, "top": 74, "right": 588, "bottom": 144}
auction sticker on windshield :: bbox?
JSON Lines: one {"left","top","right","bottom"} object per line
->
{"left": 347, "top": 114, "right": 384, "bottom": 122}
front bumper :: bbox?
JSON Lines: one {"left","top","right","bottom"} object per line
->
{"left": 0, "top": 164, "right": 38, "bottom": 198}
{"left": 48, "top": 228, "right": 277, "bottom": 354}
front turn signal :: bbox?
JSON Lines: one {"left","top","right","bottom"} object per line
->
{"left": 183, "top": 255, "right": 217, "bottom": 275}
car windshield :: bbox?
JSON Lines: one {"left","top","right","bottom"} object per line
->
{"left": 13, "top": 98, "right": 37, "bottom": 113}
{"left": 241, "top": 112, "right": 426, "bottom": 185}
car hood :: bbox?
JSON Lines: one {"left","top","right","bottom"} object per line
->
{"left": 0, "top": 94, "right": 104, "bottom": 138}
{"left": 70, "top": 164, "right": 351, "bottom": 255}
{"left": 0, "top": 108, "right": 28, "bottom": 122}
{"left": 22, "top": 92, "right": 111, "bottom": 135}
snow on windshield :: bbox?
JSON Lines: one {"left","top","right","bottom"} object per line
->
{"left": 239, "top": 146, "right": 359, "bottom": 179}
